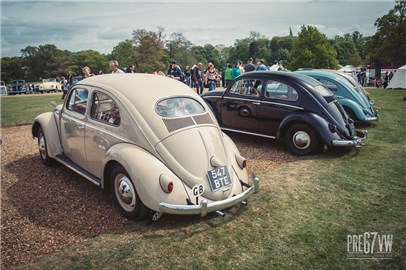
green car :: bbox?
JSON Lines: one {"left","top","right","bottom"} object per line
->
{"left": 297, "top": 70, "right": 379, "bottom": 122}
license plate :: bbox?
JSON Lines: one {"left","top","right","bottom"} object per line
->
{"left": 207, "top": 166, "right": 232, "bottom": 191}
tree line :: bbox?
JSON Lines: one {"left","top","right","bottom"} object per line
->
{"left": 1, "top": 2, "right": 404, "bottom": 83}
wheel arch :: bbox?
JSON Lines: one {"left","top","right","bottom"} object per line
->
{"left": 338, "top": 99, "right": 366, "bottom": 121}
{"left": 102, "top": 144, "right": 187, "bottom": 212}
{"left": 31, "top": 112, "right": 62, "bottom": 158}
{"left": 277, "top": 111, "right": 338, "bottom": 146}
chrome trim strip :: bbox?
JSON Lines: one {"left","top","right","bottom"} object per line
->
{"left": 223, "top": 96, "right": 304, "bottom": 110}
{"left": 221, "top": 128, "right": 276, "bottom": 139}
{"left": 159, "top": 176, "right": 259, "bottom": 217}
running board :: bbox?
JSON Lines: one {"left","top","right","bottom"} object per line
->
{"left": 54, "top": 155, "right": 101, "bottom": 187}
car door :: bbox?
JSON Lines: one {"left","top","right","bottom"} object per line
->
{"left": 85, "top": 90, "right": 124, "bottom": 178}
{"left": 220, "top": 78, "right": 263, "bottom": 133}
{"left": 60, "top": 87, "right": 90, "bottom": 168}
{"left": 258, "top": 79, "right": 299, "bottom": 136}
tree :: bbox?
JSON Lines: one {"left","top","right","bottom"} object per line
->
{"left": 132, "top": 28, "right": 166, "bottom": 72}
{"left": 367, "top": 1, "right": 406, "bottom": 63}
{"left": 1, "top": 57, "right": 25, "bottom": 83}
{"left": 288, "top": 25, "right": 338, "bottom": 70}
{"left": 73, "top": 50, "right": 108, "bottom": 75}
{"left": 110, "top": 40, "right": 137, "bottom": 71}
{"left": 20, "top": 44, "right": 69, "bottom": 79}
{"left": 165, "top": 32, "right": 195, "bottom": 69}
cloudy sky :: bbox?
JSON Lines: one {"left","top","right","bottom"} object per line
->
{"left": 1, "top": 0, "right": 395, "bottom": 57}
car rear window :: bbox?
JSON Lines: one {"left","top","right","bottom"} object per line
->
{"left": 314, "top": 85, "right": 333, "bottom": 97}
{"left": 156, "top": 97, "right": 205, "bottom": 117}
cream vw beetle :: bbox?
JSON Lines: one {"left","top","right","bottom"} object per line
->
{"left": 32, "top": 74, "right": 259, "bottom": 221}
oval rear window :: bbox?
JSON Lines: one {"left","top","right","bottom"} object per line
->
{"left": 156, "top": 97, "right": 205, "bottom": 117}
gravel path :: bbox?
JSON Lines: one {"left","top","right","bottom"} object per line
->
{"left": 1, "top": 125, "right": 295, "bottom": 268}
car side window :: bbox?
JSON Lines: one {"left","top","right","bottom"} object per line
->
{"left": 318, "top": 78, "right": 338, "bottom": 92}
{"left": 264, "top": 80, "right": 298, "bottom": 101}
{"left": 67, "top": 88, "right": 89, "bottom": 115}
{"left": 229, "top": 79, "right": 263, "bottom": 97}
{"left": 90, "top": 91, "right": 121, "bottom": 126}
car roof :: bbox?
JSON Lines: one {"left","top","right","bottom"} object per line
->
{"left": 77, "top": 73, "right": 198, "bottom": 106}
{"left": 240, "top": 71, "right": 323, "bottom": 87}
{"left": 296, "top": 69, "right": 353, "bottom": 86}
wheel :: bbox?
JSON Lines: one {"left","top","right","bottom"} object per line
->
{"left": 37, "top": 127, "right": 55, "bottom": 166}
{"left": 111, "top": 165, "right": 149, "bottom": 220}
{"left": 285, "top": 124, "right": 319, "bottom": 156}
{"left": 344, "top": 107, "right": 358, "bottom": 121}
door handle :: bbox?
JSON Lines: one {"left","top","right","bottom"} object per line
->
{"left": 77, "top": 125, "right": 85, "bottom": 130}
{"left": 252, "top": 102, "right": 260, "bottom": 105}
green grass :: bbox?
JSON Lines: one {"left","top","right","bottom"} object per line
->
{"left": 5, "top": 89, "right": 406, "bottom": 270}
{"left": 1, "top": 94, "right": 62, "bottom": 126}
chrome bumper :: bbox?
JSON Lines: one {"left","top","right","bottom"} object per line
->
{"left": 365, "top": 111, "right": 379, "bottom": 122}
{"left": 332, "top": 130, "right": 368, "bottom": 147}
{"left": 159, "top": 176, "right": 259, "bottom": 217}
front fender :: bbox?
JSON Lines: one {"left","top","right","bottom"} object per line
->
{"left": 103, "top": 144, "right": 188, "bottom": 212}
{"left": 337, "top": 98, "right": 367, "bottom": 121}
{"left": 32, "top": 112, "right": 62, "bottom": 158}
{"left": 277, "top": 111, "right": 343, "bottom": 146}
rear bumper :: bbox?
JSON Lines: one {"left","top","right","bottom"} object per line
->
{"left": 159, "top": 175, "right": 259, "bottom": 217}
{"left": 332, "top": 130, "right": 368, "bottom": 147}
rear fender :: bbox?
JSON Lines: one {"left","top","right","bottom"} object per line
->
{"left": 103, "top": 144, "right": 188, "bottom": 212}
{"left": 32, "top": 112, "right": 62, "bottom": 158}
{"left": 278, "top": 111, "right": 342, "bottom": 146}
{"left": 338, "top": 98, "right": 367, "bottom": 121}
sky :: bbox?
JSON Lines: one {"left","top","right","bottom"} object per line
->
{"left": 1, "top": 0, "right": 396, "bottom": 58}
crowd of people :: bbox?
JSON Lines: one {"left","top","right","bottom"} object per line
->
{"left": 60, "top": 58, "right": 286, "bottom": 99}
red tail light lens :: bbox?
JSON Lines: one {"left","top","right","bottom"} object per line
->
{"left": 235, "top": 154, "right": 247, "bottom": 169}
{"left": 159, "top": 174, "right": 173, "bottom": 193}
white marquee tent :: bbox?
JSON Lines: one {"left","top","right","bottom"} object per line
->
{"left": 387, "top": 65, "right": 406, "bottom": 89}
{"left": 338, "top": 65, "right": 356, "bottom": 74}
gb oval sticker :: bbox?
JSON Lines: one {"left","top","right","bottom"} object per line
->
{"left": 192, "top": 183, "right": 205, "bottom": 197}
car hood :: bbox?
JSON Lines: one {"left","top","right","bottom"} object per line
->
{"left": 155, "top": 126, "right": 235, "bottom": 201}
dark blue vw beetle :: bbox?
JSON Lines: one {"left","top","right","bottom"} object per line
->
{"left": 202, "top": 71, "right": 367, "bottom": 155}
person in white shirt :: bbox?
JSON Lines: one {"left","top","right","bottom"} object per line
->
{"left": 109, "top": 60, "right": 124, "bottom": 74}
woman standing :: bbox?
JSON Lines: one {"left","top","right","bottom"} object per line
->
{"left": 205, "top": 63, "right": 220, "bottom": 91}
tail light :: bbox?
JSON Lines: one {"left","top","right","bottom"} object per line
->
{"left": 235, "top": 154, "right": 247, "bottom": 169}
{"left": 159, "top": 174, "right": 173, "bottom": 193}
{"left": 328, "top": 123, "right": 337, "bottom": 133}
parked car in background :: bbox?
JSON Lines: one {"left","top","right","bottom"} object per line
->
{"left": 8, "top": 80, "right": 29, "bottom": 95}
{"left": 0, "top": 81, "right": 7, "bottom": 96}
{"left": 202, "top": 71, "right": 367, "bottom": 156}
{"left": 39, "top": 78, "right": 61, "bottom": 93}
{"left": 32, "top": 74, "right": 259, "bottom": 221}
{"left": 296, "top": 70, "right": 378, "bottom": 122}
{"left": 323, "top": 69, "right": 374, "bottom": 105}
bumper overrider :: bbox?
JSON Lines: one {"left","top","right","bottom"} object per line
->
{"left": 159, "top": 175, "right": 259, "bottom": 217}
{"left": 332, "top": 130, "right": 368, "bottom": 147}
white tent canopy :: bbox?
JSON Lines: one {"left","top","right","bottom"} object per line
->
{"left": 387, "top": 65, "right": 406, "bottom": 89}
{"left": 338, "top": 65, "right": 356, "bottom": 74}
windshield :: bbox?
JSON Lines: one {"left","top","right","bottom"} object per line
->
{"left": 12, "top": 80, "right": 25, "bottom": 86}
{"left": 156, "top": 97, "right": 205, "bottom": 117}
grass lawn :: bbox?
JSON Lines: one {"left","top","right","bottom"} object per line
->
{"left": 1, "top": 93, "right": 62, "bottom": 126}
{"left": 3, "top": 89, "right": 406, "bottom": 269}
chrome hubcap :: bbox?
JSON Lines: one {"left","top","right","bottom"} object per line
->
{"left": 292, "top": 131, "right": 311, "bottom": 149}
{"left": 115, "top": 174, "right": 136, "bottom": 212}
{"left": 39, "top": 134, "right": 47, "bottom": 159}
